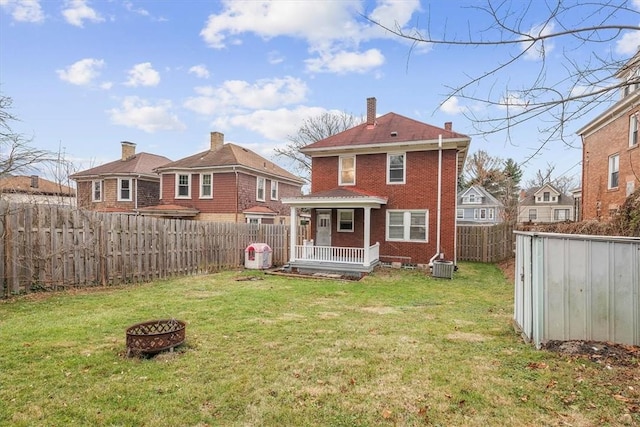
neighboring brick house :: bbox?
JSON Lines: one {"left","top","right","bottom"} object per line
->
{"left": 138, "top": 132, "right": 304, "bottom": 223}
{"left": 282, "top": 97, "right": 471, "bottom": 275}
{"left": 70, "top": 142, "right": 171, "bottom": 213}
{"left": 457, "top": 185, "right": 504, "bottom": 224}
{"left": 517, "top": 183, "right": 575, "bottom": 224}
{"left": 577, "top": 50, "right": 640, "bottom": 220}
{"left": 0, "top": 175, "right": 76, "bottom": 206}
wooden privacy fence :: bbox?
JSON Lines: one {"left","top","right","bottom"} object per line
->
{"left": 457, "top": 222, "right": 515, "bottom": 263}
{"left": 0, "top": 202, "right": 309, "bottom": 298}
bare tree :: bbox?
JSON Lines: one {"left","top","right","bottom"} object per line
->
{"left": 368, "top": 1, "right": 640, "bottom": 164}
{"left": 275, "top": 111, "right": 363, "bottom": 183}
{"left": 1, "top": 94, "right": 55, "bottom": 177}
{"left": 525, "top": 163, "right": 579, "bottom": 194}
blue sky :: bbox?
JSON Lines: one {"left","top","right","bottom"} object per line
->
{"left": 1, "top": 0, "right": 639, "bottom": 186}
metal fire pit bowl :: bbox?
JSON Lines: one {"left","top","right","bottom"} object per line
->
{"left": 126, "top": 319, "right": 186, "bottom": 356}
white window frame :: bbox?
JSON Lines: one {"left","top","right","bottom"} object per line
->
{"left": 337, "top": 209, "right": 354, "bottom": 232}
{"left": 386, "top": 210, "right": 428, "bottom": 242}
{"left": 270, "top": 180, "right": 279, "bottom": 200}
{"left": 529, "top": 209, "right": 537, "bottom": 221}
{"left": 543, "top": 192, "right": 550, "bottom": 202}
{"left": 200, "top": 173, "right": 212, "bottom": 199}
{"left": 489, "top": 209, "right": 495, "bottom": 220}
{"left": 608, "top": 154, "right": 619, "bottom": 189}
{"left": 456, "top": 209, "right": 464, "bottom": 219}
{"left": 554, "top": 209, "right": 570, "bottom": 221}
{"left": 117, "top": 178, "right": 132, "bottom": 202}
{"left": 339, "top": 156, "right": 356, "bottom": 186}
{"left": 256, "top": 176, "right": 266, "bottom": 202}
{"left": 92, "top": 180, "right": 102, "bottom": 202}
{"left": 176, "top": 173, "right": 191, "bottom": 199}
{"left": 630, "top": 115, "right": 638, "bottom": 147}
{"left": 387, "top": 152, "right": 406, "bottom": 184}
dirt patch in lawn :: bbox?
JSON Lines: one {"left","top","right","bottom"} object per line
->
{"left": 543, "top": 340, "right": 640, "bottom": 367}
{"left": 497, "top": 257, "right": 516, "bottom": 283}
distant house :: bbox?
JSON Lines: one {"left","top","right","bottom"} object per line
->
{"left": 139, "top": 132, "right": 304, "bottom": 223}
{"left": 282, "top": 97, "right": 471, "bottom": 276}
{"left": 70, "top": 142, "right": 171, "bottom": 213}
{"left": 577, "top": 50, "right": 640, "bottom": 220}
{"left": 457, "top": 185, "right": 504, "bottom": 224}
{"left": 517, "top": 183, "right": 575, "bottom": 224}
{"left": 0, "top": 175, "right": 75, "bottom": 206}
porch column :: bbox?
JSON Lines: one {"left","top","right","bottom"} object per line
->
{"left": 363, "top": 206, "right": 371, "bottom": 266}
{"left": 289, "top": 207, "right": 297, "bottom": 262}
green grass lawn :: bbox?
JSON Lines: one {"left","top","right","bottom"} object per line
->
{"left": 0, "top": 262, "right": 637, "bottom": 426}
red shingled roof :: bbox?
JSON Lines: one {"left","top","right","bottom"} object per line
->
{"left": 0, "top": 175, "right": 75, "bottom": 196}
{"left": 302, "top": 112, "right": 469, "bottom": 151}
{"left": 70, "top": 152, "right": 171, "bottom": 179}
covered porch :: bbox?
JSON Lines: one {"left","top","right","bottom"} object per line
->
{"left": 281, "top": 188, "right": 387, "bottom": 276}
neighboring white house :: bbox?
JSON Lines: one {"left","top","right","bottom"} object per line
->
{"left": 517, "top": 183, "right": 575, "bottom": 223}
{"left": 0, "top": 175, "right": 76, "bottom": 206}
{"left": 457, "top": 185, "right": 504, "bottom": 224}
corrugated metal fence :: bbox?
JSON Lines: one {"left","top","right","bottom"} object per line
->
{"left": 0, "top": 202, "right": 309, "bottom": 297}
{"left": 514, "top": 231, "right": 640, "bottom": 347}
{"left": 457, "top": 222, "right": 515, "bottom": 263}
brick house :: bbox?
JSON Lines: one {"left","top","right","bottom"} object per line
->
{"left": 138, "top": 132, "right": 304, "bottom": 223}
{"left": 70, "top": 142, "right": 171, "bottom": 212}
{"left": 517, "top": 183, "right": 575, "bottom": 224}
{"left": 0, "top": 175, "right": 76, "bottom": 206}
{"left": 577, "top": 50, "right": 640, "bottom": 220}
{"left": 282, "top": 97, "right": 471, "bottom": 275}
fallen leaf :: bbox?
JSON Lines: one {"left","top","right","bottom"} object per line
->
{"left": 382, "top": 409, "right": 392, "bottom": 419}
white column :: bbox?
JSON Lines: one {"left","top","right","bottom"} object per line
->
{"left": 289, "top": 207, "right": 297, "bottom": 262}
{"left": 363, "top": 206, "right": 371, "bottom": 266}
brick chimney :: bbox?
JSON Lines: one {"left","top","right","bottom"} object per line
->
{"left": 366, "top": 97, "right": 377, "bottom": 128}
{"left": 30, "top": 175, "right": 39, "bottom": 188}
{"left": 210, "top": 131, "right": 224, "bottom": 151}
{"left": 121, "top": 141, "right": 136, "bottom": 161}
{"left": 444, "top": 122, "right": 452, "bottom": 131}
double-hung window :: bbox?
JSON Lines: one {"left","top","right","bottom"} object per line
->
{"left": 176, "top": 173, "right": 191, "bottom": 198}
{"left": 339, "top": 156, "right": 355, "bottom": 185}
{"left": 386, "top": 210, "right": 428, "bottom": 242}
{"left": 387, "top": 153, "right": 405, "bottom": 184}
{"left": 200, "top": 173, "right": 212, "bottom": 199}
{"left": 337, "top": 209, "right": 354, "bottom": 232}
{"left": 118, "top": 178, "right": 132, "bottom": 201}
{"left": 92, "top": 180, "right": 102, "bottom": 202}
{"left": 630, "top": 115, "right": 638, "bottom": 147}
{"left": 529, "top": 209, "right": 537, "bottom": 221}
{"left": 608, "top": 154, "right": 619, "bottom": 189}
{"left": 456, "top": 209, "right": 464, "bottom": 219}
{"left": 256, "top": 177, "right": 265, "bottom": 201}
{"left": 271, "top": 180, "right": 278, "bottom": 200}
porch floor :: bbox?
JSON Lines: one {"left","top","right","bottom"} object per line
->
{"left": 285, "top": 259, "right": 379, "bottom": 278}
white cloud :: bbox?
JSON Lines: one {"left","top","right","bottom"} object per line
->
{"left": 634, "top": 0, "right": 640, "bottom": 10}
{"left": 188, "top": 64, "right": 210, "bottom": 79}
{"left": 521, "top": 22, "right": 555, "bottom": 61}
{"left": 267, "top": 50, "right": 284, "bottom": 65}
{"left": 305, "top": 48, "right": 385, "bottom": 74}
{"left": 616, "top": 26, "right": 640, "bottom": 55}
{"left": 440, "top": 97, "right": 467, "bottom": 115}
{"left": 56, "top": 58, "right": 105, "bottom": 85}
{"left": 184, "top": 76, "right": 308, "bottom": 115}
{"left": 124, "top": 62, "right": 160, "bottom": 87}
{"left": 199, "top": 0, "right": 420, "bottom": 74}
{"left": 62, "top": 0, "right": 104, "bottom": 27}
{"left": 108, "top": 96, "right": 185, "bottom": 133}
{"left": 0, "top": 0, "right": 45, "bottom": 23}
{"left": 213, "top": 105, "right": 328, "bottom": 142}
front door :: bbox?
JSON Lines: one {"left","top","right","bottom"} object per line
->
{"left": 316, "top": 210, "right": 331, "bottom": 246}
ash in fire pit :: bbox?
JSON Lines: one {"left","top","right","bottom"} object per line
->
{"left": 126, "top": 319, "right": 186, "bottom": 357}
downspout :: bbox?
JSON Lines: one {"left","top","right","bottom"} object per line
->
{"left": 429, "top": 134, "right": 443, "bottom": 265}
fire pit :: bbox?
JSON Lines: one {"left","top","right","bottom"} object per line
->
{"left": 126, "top": 319, "right": 186, "bottom": 356}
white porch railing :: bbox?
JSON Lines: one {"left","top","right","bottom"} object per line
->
{"left": 293, "top": 242, "right": 380, "bottom": 266}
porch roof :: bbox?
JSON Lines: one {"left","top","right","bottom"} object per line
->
{"left": 281, "top": 187, "right": 388, "bottom": 208}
